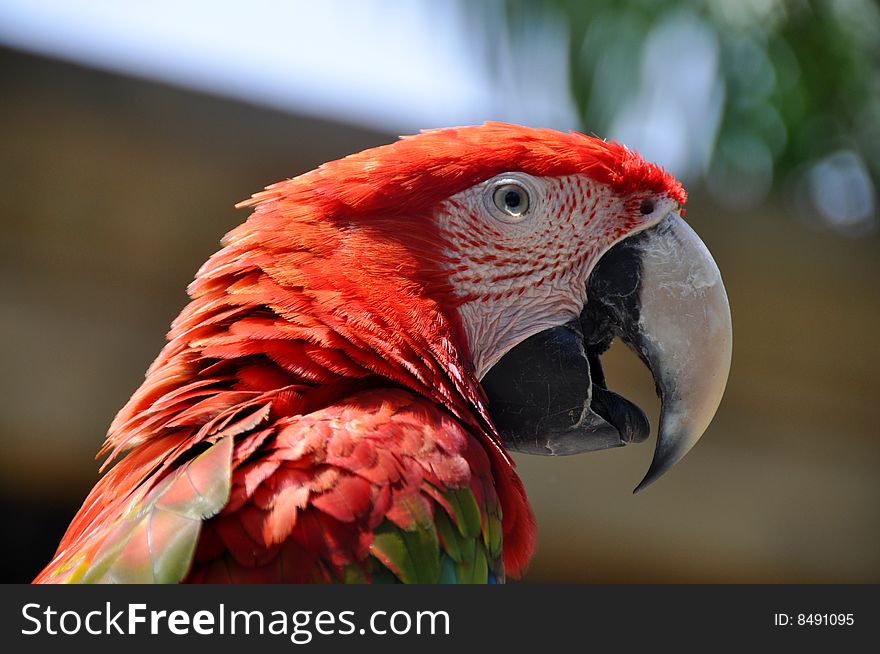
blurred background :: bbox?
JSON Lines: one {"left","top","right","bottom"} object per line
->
{"left": 1, "top": 0, "right": 877, "bottom": 583}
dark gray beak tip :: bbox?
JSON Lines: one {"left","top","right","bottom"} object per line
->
{"left": 632, "top": 459, "right": 669, "bottom": 494}
{"left": 633, "top": 442, "right": 688, "bottom": 493}
{"left": 631, "top": 429, "right": 688, "bottom": 492}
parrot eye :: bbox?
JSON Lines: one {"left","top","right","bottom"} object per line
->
{"left": 491, "top": 182, "right": 531, "bottom": 219}
{"left": 483, "top": 173, "right": 539, "bottom": 223}
{"left": 639, "top": 198, "right": 655, "bottom": 215}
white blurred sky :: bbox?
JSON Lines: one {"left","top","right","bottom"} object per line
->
{"left": 0, "top": 0, "right": 577, "bottom": 133}
{"left": 0, "top": 0, "right": 720, "bottom": 180}
{"left": 1, "top": 0, "right": 872, "bottom": 229}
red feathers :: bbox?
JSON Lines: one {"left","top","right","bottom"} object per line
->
{"left": 185, "top": 390, "right": 527, "bottom": 583}
{"left": 39, "top": 123, "right": 680, "bottom": 584}
{"left": 238, "top": 122, "right": 686, "bottom": 216}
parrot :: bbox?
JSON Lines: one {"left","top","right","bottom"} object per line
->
{"left": 34, "top": 122, "right": 732, "bottom": 584}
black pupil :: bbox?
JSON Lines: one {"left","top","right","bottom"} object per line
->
{"left": 639, "top": 199, "right": 655, "bottom": 214}
{"left": 504, "top": 189, "right": 522, "bottom": 210}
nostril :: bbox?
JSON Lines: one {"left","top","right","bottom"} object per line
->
{"left": 639, "top": 198, "right": 655, "bottom": 215}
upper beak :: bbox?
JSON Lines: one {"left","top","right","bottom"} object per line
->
{"left": 482, "top": 212, "right": 732, "bottom": 491}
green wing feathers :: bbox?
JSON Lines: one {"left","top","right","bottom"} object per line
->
{"left": 49, "top": 437, "right": 233, "bottom": 584}
{"left": 369, "top": 486, "right": 504, "bottom": 584}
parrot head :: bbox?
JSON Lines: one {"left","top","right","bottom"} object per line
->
{"left": 34, "top": 122, "right": 731, "bottom": 586}
{"left": 234, "top": 122, "right": 732, "bottom": 492}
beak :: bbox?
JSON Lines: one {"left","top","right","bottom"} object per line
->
{"left": 478, "top": 317, "right": 650, "bottom": 456}
{"left": 482, "top": 212, "right": 732, "bottom": 491}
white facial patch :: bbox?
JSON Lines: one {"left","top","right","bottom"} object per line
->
{"left": 433, "top": 173, "right": 641, "bottom": 379}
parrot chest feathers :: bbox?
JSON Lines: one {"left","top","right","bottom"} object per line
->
{"left": 39, "top": 387, "right": 532, "bottom": 584}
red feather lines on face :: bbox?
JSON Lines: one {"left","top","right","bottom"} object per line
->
{"left": 441, "top": 174, "right": 608, "bottom": 303}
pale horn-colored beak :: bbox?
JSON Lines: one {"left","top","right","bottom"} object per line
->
{"left": 621, "top": 213, "right": 733, "bottom": 492}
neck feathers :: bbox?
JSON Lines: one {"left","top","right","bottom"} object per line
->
{"left": 102, "top": 188, "right": 500, "bottom": 466}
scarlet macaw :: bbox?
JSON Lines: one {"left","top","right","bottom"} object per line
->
{"left": 35, "top": 123, "right": 731, "bottom": 584}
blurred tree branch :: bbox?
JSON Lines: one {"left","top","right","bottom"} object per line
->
{"left": 473, "top": 0, "right": 879, "bottom": 231}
